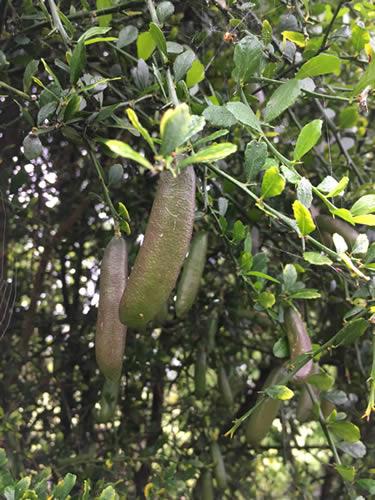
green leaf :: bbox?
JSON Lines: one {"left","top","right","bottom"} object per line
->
{"left": 293, "top": 200, "right": 316, "bottom": 235}
{"left": 203, "top": 105, "right": 237, "bottom": 127}
{"left": 78, "top": 27, "right": 112, "bottom": 43}
{"left": 351, "top": 57, "right": 375, "bottom": 97}
{"left": 23, "top": 135, "right": 43, "bottom": 160}
{"left": 84, "top": 36, "right": 117, "bottom": 45}
{"left": 317, "top": 175, "right": 339, "bottom": 193}
{"left": 257, "top": 291, "right": 275, "bottom": 308}
{"left": 178, "top": 143, "right": 237, "bottom": 168}
{"left": 265, "top": 384, "right": 294, "bottom": 400}
{"left": 174, "top": 49, "right": 195, "bottom": 81}
{"left": 233, "top": 34, "right": 265, "bottom": 82}
{"left": 356, "top": 479, "right": 375, "bottom": 494}
{"left": 225, "top": 101, "right": 261, "bottom": 131}
{"left": 289, "top": 288, "right": 321, "bottom": 299}
{"left": 101, "top": 139, "right": 154, "bottom": 170}
{"left": 273, "top": 337, "right": 289, "bottom": 358}
{"left": 307, "top": 372, "right": 334, "bottom": 391}
{"left": 335, "top": 465, "right": 355, "bottom": 482}
{"left": 186, "top": 59, "right": 205, "bottom": 87}
{"left": 15, "top": 477, "right": 31, "bottom": 498}
{"left": 232, "top": 220, "right": 246, "bottom": 243}
{"left": 283, "top": 264, "right": 297, "bottom": 291}
{"left": 96, "top": 0, "right": 112, "bottom": 27}
{"left": 352, "top": 234, "right": 369, "bottom": 255}
{"left": 264, "top": 79, "right": 301, "bottom": 122}
{"left": 333, "top": 318, "right": 369, "bottom": 348}
{"left": 126, "top": 108, "right": 155, "bottom": 152}
{"left": 23, "top": 59, "right": 39, "bottom": 92}
{"left": 160, "top": 104, "right": 205, "bottom": 156}
{"left": 156, "top": 1, "right": 175, "bottom": 23}
{"left": 329, "top": 421, "right": 360, "bottom": 443}
{"left": 303, "top": 252, "right": 333, "bottom": 266}
{"left": 38, "top": 101, "right": 57, "bottom": 125}
{"left": 52, "top": 473, "right": 77, "bottom": 499}
{"left": 296, "top": 54, "right": 341, "bottom": 79}
{"left": 244, "top": 140, "right": 267, "bottom": 181}
{"left": 297, "top": 177, "right": 313, "bottom": 208}
{"left": 281, "top": 165, "right": 299, "bottom": 184}
{"left": 194, "top": 129, "right": 229, "bottom": 146}
{"left": 352, "top": 24, "right": 370, "bottom": 52}
{"left": 136, "top": 31, "right": 156, "bottom": 61}
{"left": 293, "top": 119, "right": 322, "bottom": 161}
{"left": 149, "top": 22, "right": 167, "bottom": 57}
{"left": 327, "top": 176, "right": 349, "bottom": 197}
{"left": 261, "top": 166, "right": 286, "bottom": 199}
{"left": 333, "top": 233, "right": 348, "bottom": 254}
{"left": 350, "top": 195, "right": 375, "bottom": 216}
{"left": 117, "top": 25, "right": 138, "bottom": 48}
{"left": 337, "top": 441, "right": 366, "bottom": 458}
{"left": 99, "top": 485, "right": 118, "bottom": 499}
{"left": 332, "top": 208, "right": 355, "bottom": 225}
{"left": 247, "top": 271, "right": 280, "bottom": 283}
{"left": 70, "top": 40, "right": 86, "bottom": 84}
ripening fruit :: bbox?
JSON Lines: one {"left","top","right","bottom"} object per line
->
{"left": 119, "top": 167, "right": 196, "bottom": 329}
{"left": 210, "top": 441, "right": 227, "bottom": 490}
{"left": 316, "top": 214, "right": 358, "bottom": 248}
{"left": 296, "top": 364, "right": 320, "bottom": 423}
{"left": 218, "top": 365, "right": 234, "bottom": 408}
{"left": 284, "top": 307, "right": 313, "bottom": 383}
{"left": 175, "top": 231, "right": 208, "bottom": 318}
{"left": 194, "top": 347, "right": 207, "bottom": 399}
{"left": 245, "top": 365, "right": 287, "bottom": 446}
{"left": 95, "top": 236, "right": 128, "bottom": 382}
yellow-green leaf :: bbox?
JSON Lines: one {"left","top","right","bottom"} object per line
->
{"left": 261, "top": 166, "right": 285, "bottom": 199}
{"left": 101, "top": 139, "right": 154, "bottom": 170}
{"left": 353, "top": 214, "right": 375, "bottom": 226}
{"left": 293, "top": 200, "right": 316, "bottom": 236}
{"left": 137, "top": 31, "right": 156, "bottom": 60}
{"left": 186, "top": 59, "right": 205, "bottom": 87}
{"left": 126, "top": 108, "right": 155, "bottom": 152}
{"left": 282, "top": 31, "right": 306, "bottom": 47}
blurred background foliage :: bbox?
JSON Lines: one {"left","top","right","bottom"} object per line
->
{"left": 0, "top": 0, "right": 374, "bottom": 498}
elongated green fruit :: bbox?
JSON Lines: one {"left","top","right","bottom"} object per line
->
{"left": 97, "top": 379, "right": 120, "bottom": 423}
{"left": 175, "top": 231, "right": 208, "bottom": 318}
{"left": 200, "top": 470, "right": 214, "bottom": 500}
{"left": 296, "top": 364, "right": 320, "bottom": 423}
{"left": 195, "top": 347, "right": 207, "bottom": 399}
{"left": 245, "top": 365, "right": 287, "bottom": 447}
{"left": 119, "top": 167, "right": 196, "bottom": 329}
{"left": 210, "top": 442, "right": 227, "bottom": 490}
{"left": 316, "top": 214, "right": 358, "bottom": 248}
{"left": 284, "top": 307, "right": 313, "bottom": 383}
{"left": 218, "top": 365, "right": 234, "bottom": 408}
{"left": 207, "top": 310, "right": 218, "bottom": 353}
{"left": 96, "top": 236, "right": 128, "bottom": 382}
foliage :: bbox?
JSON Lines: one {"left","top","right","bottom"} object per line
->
{"left": 0, "top": 0, "right": 374, "bottom": 498}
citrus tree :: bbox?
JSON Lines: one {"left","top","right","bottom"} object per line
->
{"left": 0, "top": 0, "right": 374, "bottom": 498}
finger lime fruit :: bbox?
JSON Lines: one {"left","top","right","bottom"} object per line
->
{"left": 195, "top": 347, "right": 207, "bottom": 399}
{"left": 210, "top": 441, "right": 227, "bottom": 490}
{"left": 97, "top": 378, "right": 120, "bottom": 423}
{"left": 119, "top": 167, "right": 195, "bottom": 329}
{"left": 218, "top": 365, "right": 234, "bottom": 408}
{"left": 96, "top": 236, "right": 128, "bottom": 382}
{"left": 194, "top": 470, "right": 214, "bottom": 500}
{"left": 284, "top": 307, "right": 313, "bottom": 383}
{"left": 175, "top": 231, "right": 208, "bottom": 318}
{"left": 245, "top": 365, "right": 287, "bottom": 447}
{"left": 316, "top": 214, "right": 358, "bottom": 248}
{"left": 296, "top": 364, "right": 320, "bottom": 423}
{"left": 207, "top": 310, "right": 218, "bottom": 353}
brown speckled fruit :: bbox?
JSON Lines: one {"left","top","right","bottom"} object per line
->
{"left": 284, "top": 307, "right": 313, "bottom": 383}
{"left": 95, "top": 236, "right": 128, "bottom": 382}
{"left": 316, "top": 214, "right": 358, "bottom": 248}
{"left": 119, "top": 167, "right": 195, "bottom": 329}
